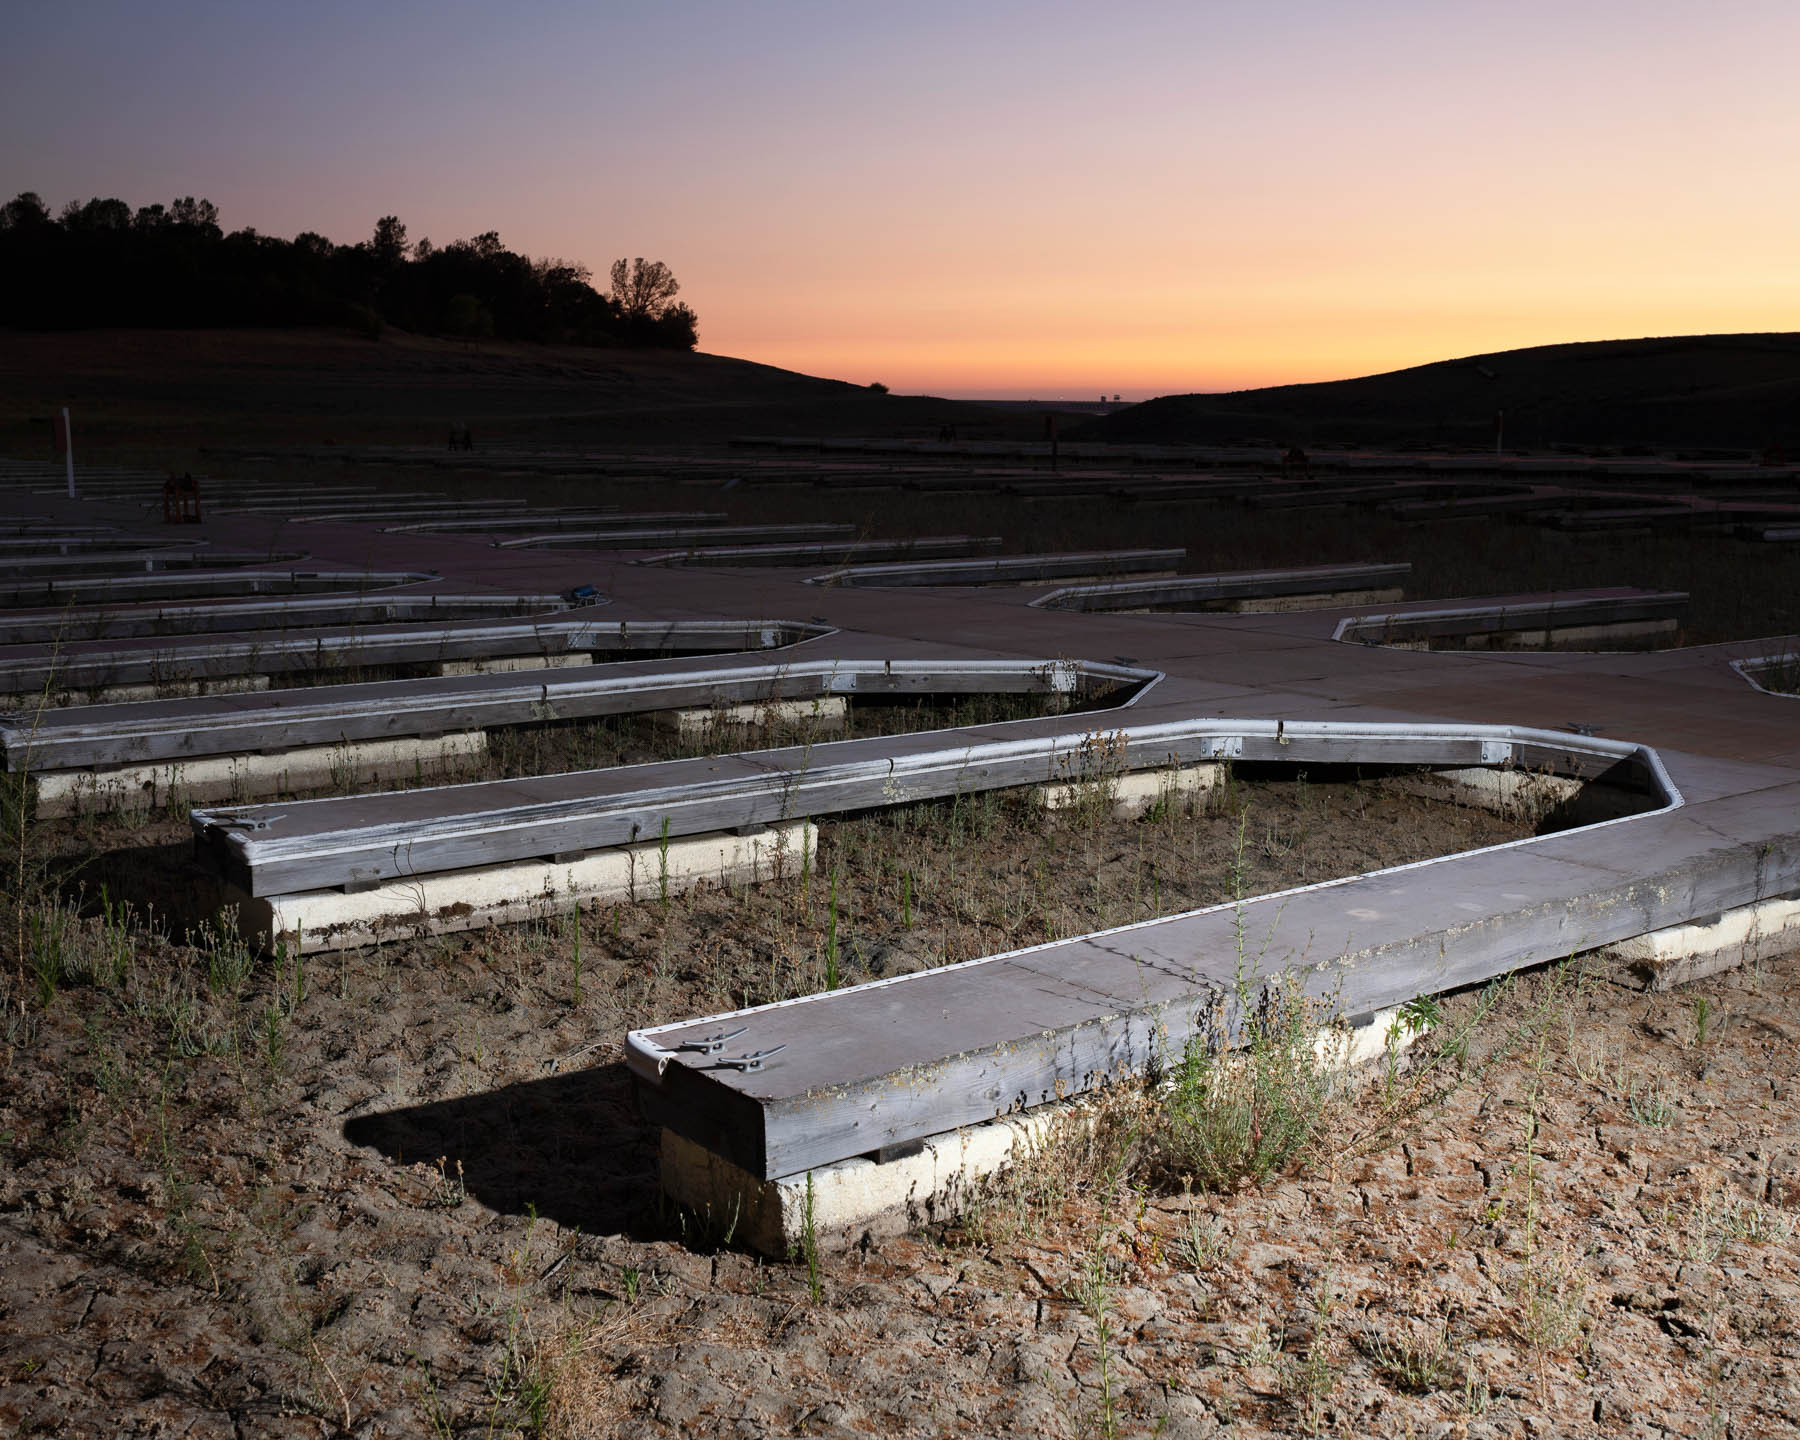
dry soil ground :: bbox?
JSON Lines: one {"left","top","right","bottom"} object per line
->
{"left": 3, "top": 769, "right": 1798, "bottom": 1438}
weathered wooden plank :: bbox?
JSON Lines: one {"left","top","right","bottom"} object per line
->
{"left": 632, "top": 536, "right": 1004, "bottom": 568}
{"left": 0, "top": 594, "right": 570, "bottom": 647}
{"left": 0, "top": 569, "right": 437, "bottom": 610}
{"left": 230, "top": 500, "right": 529, "bottom": 521}
{"left": 187, "top": 719, "right": 1659, "bottom": 898}
{"left": 384, "top": 511, "right": 719, "bottom": 534}
{"left": 0, "top": 536, "right": 189, "bottom": 556}
{"left": 809, "top": 550, "right": 1187, "bottom": 588}
{"left": 0, "top": 612, "right": 834, "bottom": 694}
{"left": 1333, "top": 591, "right": 1687, "bottom": 644}
{"left": 496, "top": 523, "right": 857, "bottom": 550}
{"left": 1032, "top": 563, "right": 1411, "bottom": 612}
{"left": 3, "top": 625, "right": 857, "bottom": 763}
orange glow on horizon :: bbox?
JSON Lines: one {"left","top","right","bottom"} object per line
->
{"left": 6, "top": 2, "right": 1799, "bottom": 399}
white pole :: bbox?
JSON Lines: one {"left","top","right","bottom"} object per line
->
{"left": 62, "top": 406, "right": 74, "bottom": 498}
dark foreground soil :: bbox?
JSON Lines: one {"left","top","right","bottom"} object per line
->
{"left": 3, "top": 773, "right": 1798, "bottom": 1437}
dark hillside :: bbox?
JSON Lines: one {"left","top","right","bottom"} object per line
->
{"left": 1084, "top": 333, "right": 1800, "bottom": 451}
{"left": 0, "top": 328, "right": 1023, "bottom": 447}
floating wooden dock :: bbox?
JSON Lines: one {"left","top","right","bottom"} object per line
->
{"left": 1032, "top": 562, "right": 1410, "bottom": 613}
{"left": 809, "top": 550, "right": 1186, "bottom": 588}
{"left": 4, "top": 448, "right": 1798, "bottom": 1249}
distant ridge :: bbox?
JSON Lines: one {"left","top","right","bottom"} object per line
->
{"left": 1082, "top": 333, "right": 1800, "bottom": 451}
{"left": 0, "top": 327, "right": 1028, "bottom": 447}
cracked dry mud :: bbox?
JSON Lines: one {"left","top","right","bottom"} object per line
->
{"left": 3, "top": 775, "right": 1797, "bottom": 1438}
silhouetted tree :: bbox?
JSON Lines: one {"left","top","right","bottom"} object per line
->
{"left": 0, "top": 192, "right": 51, "bottom": 229}
{"left": 371, "top": 215, "right": 409, "bottom": 270}
{"left": 0, "top": 191, "right": 698, "bottom": 350}
{"left": 169, "top": 196, "right": 221, "bottom": 234}
{"left": 60, "top": 197, "right": 131, "bottom": 231}
{"left": 609, "top": 257, "right": 680, "bottom": 319}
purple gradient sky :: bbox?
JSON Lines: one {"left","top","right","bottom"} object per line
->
{"left": 5, "top": 1, "right": 1798, "bottom": 397}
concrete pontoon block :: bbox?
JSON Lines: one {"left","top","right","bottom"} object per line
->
{"left": 653, "top": 697, "right": 848, "bottom": 738}
{"left": 1035, "top": 762, "right": 1222, "bottom": 820}
{"left": 34, "top": 731, "right": 487, "bottom": 818}
{"left": 234, "top": 820, "right": 815, "bottom": 953}
{"left": 1225, "top": 586, "right": 1406, "bottom": 614}
{"left": 1604, "top": 895, "right": 1800, "bottom": 990}
{"left": 1415, "top": 767, "right": 1649, "bottom": 826}
{"left": 436, "top": 653, "right": 593, "bottom": 676}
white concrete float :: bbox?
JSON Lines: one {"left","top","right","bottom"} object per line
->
{"left": 229, "top": 819, "right": 815, "bottom": 953}
{"left": 437, "top": 654, "right": 594, "bottom": 676}
{"left": 1035, "top": 761, "right": 1222, "bottom": 819}
{"left": 1602, "top": 894, "right": 1800, "bottom": 990}
{"left": 1225, "top": 588, "right": 1405, "bottom": 613}
{"left": 1332, "top": 592, "right": 1686, "bottom": 654}
{"left": 33, "top": 732, "right": 486, "bottom": 819}
{"left": 660, "top": 1003, "right": 1414, "bottom": 1255}
{"left": 653, "top": 697, "right": 849, "bottom": 738}
{"left": 1376, "top": 619, "right": 1677, "bottom": 652}
{"left": 1414, "top": 766, "right": 1648, "bottom": 826}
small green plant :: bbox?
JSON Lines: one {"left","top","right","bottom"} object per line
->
{"left": 200, "top": 910, "right": 255, "bottom": 996}
{"left": 1681, "top": 1185, "right": 1797, "bottom": 1261}
{"left": 1176, "top": 1208, "right": 1228, "bottom": 1269}
{"left": 900, "top": 868, "right": 913, "bottom": 929}
{"left": 801, "top": 1172, "right": 823, "bottom": 1304}
{"left": 1381, "top": 992, "right": 1443, "bottom": 1099}
{"left": 824, "top": 868, "right": 840, "bottom": 989}
{"left": 1692, "top": 994, "right": 1712, "bottom": 1047}
{"left": 429, "top": 1155, "right": 467, "bottom": 1210}
{"left": 27, "top": 902, "right": 65, "bottom": 1007}
{"left": 1361, "top": 1318, "right": 1458, "bottom": 1393}
{"left": 657, "top": 816, "right": 672, "bottom": 907}
{"left": 1152, "top": 975, "right": 1338, "bottom": 1192}
{"left": 1077, "top": 1235, "right": 1121, "bottom": 1439}
{"left": 568, "top": 904, "right": 583, "bottom": 1005}
{"left": 1515, "top": 1241, "right": 1588, "bottom": 1352}
{"left": 1627, "top": 1070, "right": 1673, "bottom": 1127}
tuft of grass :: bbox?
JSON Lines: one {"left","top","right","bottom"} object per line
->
{"left": 1151, "top": 974, "right": 1341, "bottom": 1192}
{"left": 1359, "top": 1318, "right": 1459, "bottom": 1394}
{"left": 1627, "top": 1070, "right": 1674, "bottom": 1127}
{"left": 198, "top": 909, "right": 255, "bottom": 997}
{"left": 24, "top": 889, "right": 148, "bottom": 1006}
{"left": 1076, "top": 1235, "right": 1121, "bottom": 1439}
{"left": 1680, "top": 1185, "right": 1797, "bottom": 1262}
{"left": 1514, "top": 1241, "right": 1588, "bottom": 1353}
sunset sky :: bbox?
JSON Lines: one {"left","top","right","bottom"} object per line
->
{"left": 5, "top": 1, "right": 1798, "bottom": 398}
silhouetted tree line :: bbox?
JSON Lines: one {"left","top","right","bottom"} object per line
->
{"left": 0, "top": 193, "right": 698, "bottom": 349}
